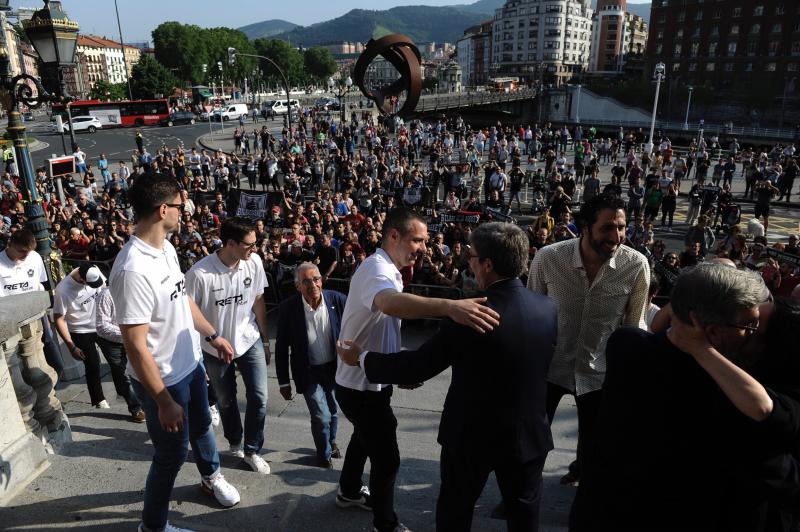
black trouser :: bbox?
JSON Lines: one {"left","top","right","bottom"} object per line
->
{"left": 95, "top": 337, "right": 141, "bottom": 414}
{"left": 661, "top": 198, "right": 676, "bottom": 227}
{"left": 71, "top": 331, "right": 105, "bottom": 406}
{"left": 546, "top": 383, "right": 603, "bottom": 479}
{"left": 337, "top": 385, "right": 399, "bottom": 532}
{"left": 437, "top": 446, "right": 545, "bottom": 532}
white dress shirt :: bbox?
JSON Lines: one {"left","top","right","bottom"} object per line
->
{"left": 303, "top": 295, "right": 334, "bottom": 366}
{"left": 527, "top": 238, "right": 650, "bottom": 396}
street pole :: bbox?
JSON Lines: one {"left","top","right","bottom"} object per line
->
{"left": 113, "top": 0, "right": 133, "bottom": 100}
{"left": 683, "top": 86, "right": 693, "bottom": 130}
{"left": 575, "top": 84, "right": 581, "bottom": 124}
{"left": 645, "top": 62, "right": 665, "bottom": 158}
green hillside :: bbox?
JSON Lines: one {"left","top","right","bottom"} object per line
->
{"left": 275, "top": 6, "right": 488, "bottom": 45}
{"left": 237, "top": 19, "right": 299, "bottom": 40}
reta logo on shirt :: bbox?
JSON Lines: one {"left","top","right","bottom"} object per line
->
{"left": 170, "top": 279, "right": 186, "bottom": 301}
{"left": 4, "top": 281, "right": 29, "bottom": 291}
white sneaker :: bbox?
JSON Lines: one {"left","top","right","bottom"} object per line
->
{"left": 209, "top": 405, "right": 220, "bottom": 427}
{"left": 228, "top": 441, "right": 244, "bottom": 458}
{"left": 137, "top": 522, "right": 195, "bottom": 532}
{"left": 200, "top": 472, "right": 240, "bottom": 507}
{"left": 243, "top": 453, "right": 271, "bottom": 475}
{"left": 95, "top": 400, "right": 111, "bottom": 409}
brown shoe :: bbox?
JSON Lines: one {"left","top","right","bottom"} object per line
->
{"left": 331, "top": 442, "right": 342, "bottom": 459}
{"left": 131, "top": 410, "right": 146, "bottom": 423}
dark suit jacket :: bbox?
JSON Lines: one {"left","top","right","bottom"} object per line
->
{"left": 363, "top": 277, "right": 558, "bottom": 463}
{"left": 275, "top": 289, "right": 347, "bottom": 392}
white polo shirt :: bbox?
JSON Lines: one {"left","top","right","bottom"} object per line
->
{"left": 185, "top": 251, "right": 267, "bottom": 357}
{"left": 336, "top": 247, "right": 403, "bottom": 392}
{"left": 53, "top": 271, "right": 105, "bottom": 334}
{"left": 110, "top": 236, "right": 201, "bottom": 387}
{"left": 0, "top": 249, "right": 47, "bottom": 297}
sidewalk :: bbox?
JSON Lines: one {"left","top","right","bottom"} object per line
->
{"left": 3, "top": 320, "right": 578, "bottom": 531}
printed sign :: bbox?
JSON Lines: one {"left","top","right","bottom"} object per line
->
{"left": 89, "top": 109, "right": 121, "bottom": 126}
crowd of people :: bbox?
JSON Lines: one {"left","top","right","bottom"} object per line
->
{"left": 1, "top": 100, "right": 799, "bottom": 532}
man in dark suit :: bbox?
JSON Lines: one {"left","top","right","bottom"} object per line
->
{"left": 338, "top": 222, "right": 558, "bottom": 532}
{"left": 276, "top": 262, "right": 347, "bottom": 468}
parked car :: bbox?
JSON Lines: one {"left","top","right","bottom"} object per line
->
{"left": 263, "top": 99, "right": 300, "bottom": 115}
{"left": 22, "top": 111, "right": 34, "bottom": 121}
{"left": 50, "top": 115, "right": 102, "bottom": 133}
{"left": 159, "top": 111, "right": 197, "bottom": 127}
{"left": 314, "top": 97, "right": 340, "bottom": 111}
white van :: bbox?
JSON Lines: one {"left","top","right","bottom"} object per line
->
{"left": 214, "top": 103, "right": 249, "bottom": 121}
{"left": 264, "top": 99, "right": 300, "bottom": 115}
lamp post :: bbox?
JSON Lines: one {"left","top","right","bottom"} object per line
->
{"left": 644, "top": 62, "right": 665, "bottom": 158}
{"left": 575, "top": 83, "right": 582, "bottom": 124}
{"left": 3, "top": 0, "right": 79, "bottom": 276}
{"left": 228, "top": 47, "right": 293, "bottom": 140}
{"left": 683, "top": 85, "right": 693, "bottom": 130}
{"left": 328, "top": 75, "right": 353, "bottom": 123}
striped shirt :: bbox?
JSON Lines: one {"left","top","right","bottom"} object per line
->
{"left": 527, "top": 238, "right": 650, "bottom": 396}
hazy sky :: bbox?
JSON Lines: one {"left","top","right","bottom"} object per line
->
{"left": 12, "top": 0, "right": 651, "bottom": 44}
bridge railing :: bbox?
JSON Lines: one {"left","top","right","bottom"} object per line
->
{"left": 416, "top": 89, "right": 539, "bottom": 113}
{"left": 574, "top": 118, "right": 797, "bottom": 140}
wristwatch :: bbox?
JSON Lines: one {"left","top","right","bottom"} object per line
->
{"left": 205, "top": 332, "right": 219, "bottom": 343}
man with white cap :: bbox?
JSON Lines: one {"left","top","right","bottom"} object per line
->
{"left": 52, "top": 263, "right": 110, "bottom": 409}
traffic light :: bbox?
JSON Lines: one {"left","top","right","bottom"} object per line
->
{"left": 228, "top": 47, "right": 237, "bottom": 66}
{"left": 202, "top": 63, "right": 207, "bottom": 73}
{"left": 217, "top": 61, "right": 223, "bottom": 72}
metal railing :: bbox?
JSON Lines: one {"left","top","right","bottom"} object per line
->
{"left": 567, "top": 118, "right": 798, "bottom": 141}
{"left": 416, "top": 89, "right": 540, "bottom": 113}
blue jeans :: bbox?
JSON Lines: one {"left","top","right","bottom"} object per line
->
{"left": 131, "top": 362, "right": 220, "bottom": 531}
{"left": 203, "top": 340, "right": 268, "bottom": 455}
{"left": 302, "top": 362, "right": 339, "bottom": 460}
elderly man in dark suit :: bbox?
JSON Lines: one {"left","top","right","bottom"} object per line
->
{"left": 338, "top": 222, "right": 558, "bottom": 532}
{"left": 276, "top": 262, "right": 348, "bottom": 469}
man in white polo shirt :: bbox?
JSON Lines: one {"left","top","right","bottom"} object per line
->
{"left": 334, "top": 207, "right": 501, "bottom": 532}
{"left": 0, "top": 228, "right": 64, "bottom": 376}
{"left": 53, "top": 263, "right": 108, "bottom": 408}
{"left": 110, "top": 173, "right": 240, "bottom": 532}
{"left": 185, "top": 216, "right": 271, "bottom": 475}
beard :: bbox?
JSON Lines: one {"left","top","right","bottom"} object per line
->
{"left": 586, "top": 230, "right": 617, "bottom": 260}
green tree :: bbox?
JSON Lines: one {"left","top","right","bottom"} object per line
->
{"left": 130, "top": 55, "right": 177, "bottom": 100}
{"left": 88, "top": 80, "right": 128, "bottom": 101}
{"left": 253, "top": 39, "right": 304, "bottom": 87}
{"left": 152, "top": 22, "right": 208, "bottom": 84}
{"left": 303, "top": 47, "right": 337, "bottom": 82}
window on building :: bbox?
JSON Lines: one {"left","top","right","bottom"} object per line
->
{"left": 706, "top": 62, "right": 716, "bottom": 71}
{"left": 772, "top": 24, "right": 782, "bottom": 33}
{"left": 727, "top": 42, "right": 737, "bottom": 55}
{"left": 753, "top": 5, "right": 763, "bottom": 16}
{"left": 674, "top": 43, "right": 682, "bottom": 57}
{"left": 713, "top": 10, "right": 721, "bottom": 18}
{"left": 528, "top": 41, "right": 537, "bottom": 49}
{"left": 732, "top": 7, "right": 741, "bottom": 17}
{"left": 769, "top": 41, "right": 781, "bottom": 55}
{"left": 678, "top": 11, "right": 686, "bottom": 22}
{"left": 691, "top": 42, "right": 700, "bottom": 56}
{"left": 695, "top": 11, "right": 704, "bottom": 20}
{"left": 725, "top": 63, "right": 734, "bottom": 71}
{"left": 710, "top": 25, "right": 719, "bottom": 35}
{"left": 747, "top": 41, "right": 758, "bottom": 55}
{"left": 519, "top": 20, "right": 526, "bottom": 28}
{"left": 657, "top": 14, "right": 666, "bottom": 23}
{"left": 693, "top": 27, "right": 701, "bottom": 38}
{"left": 745, "top": 62, "right": 753, "bottom": 71}
{"left": 672, "top": 62, "right": 681, "bottom": 71}
{"left": 730, "top": 24, "right": 739, "bottom": 35}
{"left": 655, "top": 44, "right": 663, "bottom": 54}
{"left": 765, "top": 62, "right": 776, "bottom": 71}
{"left": 750, "top": 24, "right": 760, "bottom": 34}
{"left": 677, "top": 29, "right": 684, "bottom": 38}
{"left": 519, "top": 31, "right": 525, "bottom": 39}
{"left": 792, "top": 41, "right": 800, "bottom": 56}
{"left": 776, "top": 4, "right": 785, "bottom": 15}
{"left": 529, "top": 30, "right": 538, "bottom": 38}
{"left": 788, "top": 63, "right": 798, "bottom": 71}
{"left": 708, "top": 41, "right": 718, "bottom": 55}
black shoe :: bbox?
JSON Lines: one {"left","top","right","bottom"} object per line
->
{"left": 560, "top": 469, "right": 580, "bottom": 486}
{"left": 317, "top": 456, "right": 334, "bottom": 469}
{"left": 330, "top": 442, "right": 342, "bottom": 459}
{"left": 336, "top": 485, "right": 372, "bottom": 511}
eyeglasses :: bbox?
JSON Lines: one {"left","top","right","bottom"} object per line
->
{"left": 163, "top": 203, "right": 183, "bottom": 212}
{"left": 300, "top": 276, "right": 322, "bottom": 286}
{"left": 724, "top": 320, "right": 760, "bottom": 336}
{"left": 239, "top": 240, "right": 257, "bottom": 250}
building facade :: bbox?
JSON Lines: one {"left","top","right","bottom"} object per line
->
{"left": 77, "top": 35, "right": 135, "bottom": 92}
{"left": 645, "top": 0, "right": 800, "bottom": 92}
{"left": 493, "top": 0, "right": 593, "bottom": 85}
{"left": 589, "top": 0, "right": 648, "bottom": 74}
{"left": 438, "top": 61, "right": 463, "bottom": 92}
{"left": 457, "top": 20, "right": 493, "bottom": 88}
{"left": 123, "top": 45, "right": 140, "bottom": 78}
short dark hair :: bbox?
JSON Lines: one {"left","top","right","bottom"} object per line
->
{"left": 576, "top": 194, "right": 626, "bottom": 230}
{"left": 382, "top": 207, "right": 425, "bottom": 242}
{"left": 128, "top": 173, "right": 180, "bottom": 218}
{"left": 469, "top": 222, "right": 528, "bottom": 279}
{"left": 9, "top": 228, "right": 35, "bottom": 250}
{"left": 220, "top": 217, "right": 256, "bottom": 245}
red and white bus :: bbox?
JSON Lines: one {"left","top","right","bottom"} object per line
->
{"left": 51, "top": 99, "right": 170, "bottom": 128}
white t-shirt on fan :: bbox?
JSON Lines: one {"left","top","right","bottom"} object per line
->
{"left": 0, "top": 249, "right": 47, "bottom": 297}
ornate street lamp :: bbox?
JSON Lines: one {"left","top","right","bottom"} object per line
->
{"left": 644, "top": 62, "right": 666, "bottom": 158}
{"left": 0, "top": 0, "right": 79, "bottom": 278}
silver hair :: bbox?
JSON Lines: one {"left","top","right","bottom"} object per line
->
{"left": 671, "top": 262, "right": 770, "bottom": 326}
{"left": 469, "top": 222, "right": 528, "bottom": 279}
{"left": 293, "top": 262, "right": 320, "bottom": 285}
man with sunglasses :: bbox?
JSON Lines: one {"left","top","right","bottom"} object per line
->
{"left": 185, "top": 217, "right": 271, "bottom": 475}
